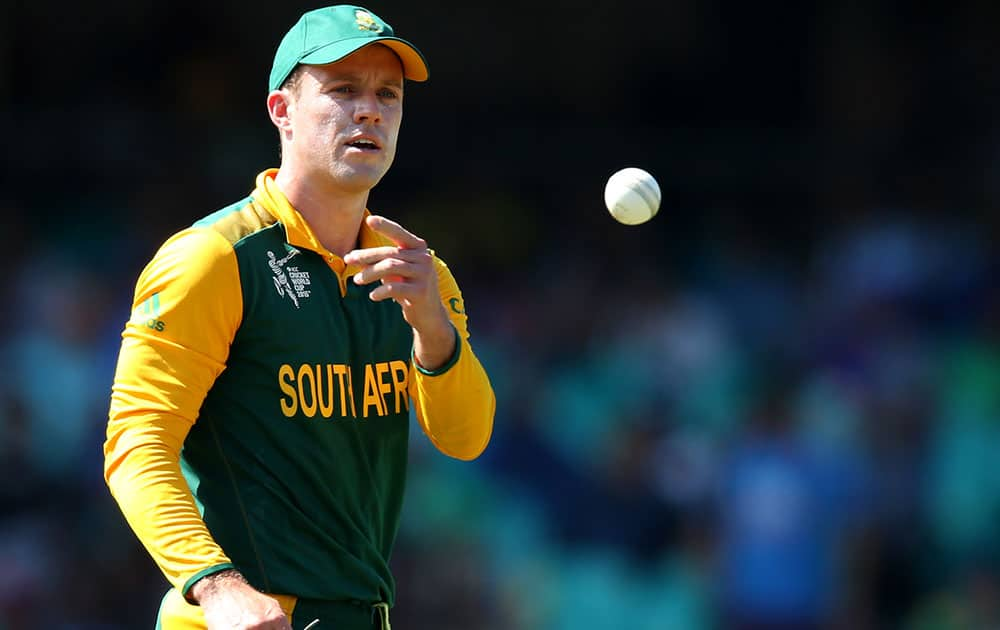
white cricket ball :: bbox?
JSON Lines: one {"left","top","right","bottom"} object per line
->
{"left": 604, "top": 167, "right": 661, "bottom": 225}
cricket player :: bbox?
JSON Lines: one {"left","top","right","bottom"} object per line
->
{"left": 103, "top": 6, "right": 495, "bottom": 629}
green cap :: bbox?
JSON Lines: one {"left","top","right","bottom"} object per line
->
{"left": 269, "top": 5, "right": 429, "bottom": 92}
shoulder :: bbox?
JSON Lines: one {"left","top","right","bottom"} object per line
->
{"left": 138, "top": 227, "right": 239, "bottom": 293}
{"left": 192, "top": 196, "right": 279, "bottom": 247}
{"left": 141, "top": 196, "right": 282, "bottom": 282}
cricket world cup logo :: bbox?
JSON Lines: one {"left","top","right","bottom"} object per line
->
{"left": 268, "top": 248, "right": 311, "bottom": 308}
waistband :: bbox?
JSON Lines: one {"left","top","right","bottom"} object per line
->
{"left": 156, "top": 587, "right": 390, "bottom": 630}
{"left": 291, "top": 597, "right": 391, "bottom": 630}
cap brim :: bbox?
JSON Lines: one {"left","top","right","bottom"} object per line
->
{"left": 299, "top": 37, "right": 429, "bottom": 82}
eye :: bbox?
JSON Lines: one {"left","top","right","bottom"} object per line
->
{"left": 323, "top": 83, "right": 354, "bottom": 95}
{"left": 378, "top": 88, "right": 400, "bottom": 100}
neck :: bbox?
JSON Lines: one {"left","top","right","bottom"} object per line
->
{"left": 274, "top": 168, "right": 368, "bottom": 257}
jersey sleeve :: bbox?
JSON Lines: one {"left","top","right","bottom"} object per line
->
{"left": 104, "top": 227, "right": 243, "bottom": 598}
{"left": 409, "top": 256, "right": 496, "bottom": 460}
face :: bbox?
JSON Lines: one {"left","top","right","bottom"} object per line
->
{"left": 273, "top": 44, "right": 404, "bottom": 194}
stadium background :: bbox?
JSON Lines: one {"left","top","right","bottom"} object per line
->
{"left": 1, "top": 1, "right": 999, "bottom": 628}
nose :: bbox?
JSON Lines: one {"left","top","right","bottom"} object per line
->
{"left": 353, "top": 90, "right": 382, "bottom": 125}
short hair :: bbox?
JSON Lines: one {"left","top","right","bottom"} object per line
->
{"left": 281, "top": 65, "right": 305, "bottom": 94}
{"left": 275, "top": 66, "right": 306, "bottom": 158}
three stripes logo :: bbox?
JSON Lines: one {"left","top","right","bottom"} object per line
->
{"left": 137, "top": 292, "right": 166, "bottom": 332}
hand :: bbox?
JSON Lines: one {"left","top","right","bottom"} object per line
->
{"left": 192, "top": 570, "right": 291, "bottom": 630}
{"left": 344, "top": 215, "right": 444, "bottom": 329}
{"left": 344, "top": 216, "right": 455, "bottom": 369}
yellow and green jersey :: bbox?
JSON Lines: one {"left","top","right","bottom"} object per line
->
{"left": 104, "top": 169, "right": 495, "bottom": 613}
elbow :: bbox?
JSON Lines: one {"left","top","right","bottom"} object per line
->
{"left": 439, "top": 400, "right": 495, "bottom": 462}
{"left": 102, "top": 423, "right": 183, "bottom": 496}
{"left": 103, "top": 432, "right": 126, "bottom": 489}
{"left": 448, "top": 432, "right": 491, "bottom": 461}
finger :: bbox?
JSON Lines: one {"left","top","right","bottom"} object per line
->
{"left": 368, "top": 282, "right": 397, "bottom": 302}
{"left": 344, "top": 246, "right": 430, "bottom": 267}
{"left": 343, "top": 245, "right": 399, "bottom": 266}
{"left": 368, "top": 280, "right": 422, "bottom": 303}
{"left": 354, "top": 261, "right": 412, "bottom": 285}
{"left": 365, "top": 215, "right": 427, "bottom": 249}
{"left": 353, "top": 254, "right": 433, "bottom": 285}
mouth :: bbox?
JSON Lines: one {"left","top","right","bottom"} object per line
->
{"left": 345, "top": 137, "right": 381, "bottom": 152}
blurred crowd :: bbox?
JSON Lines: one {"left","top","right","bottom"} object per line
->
{"left": 1, "top": 196, "right": 998, "bottom": 630}
{"left": 3, "top": 1, "right": 1000, "bottom": 629}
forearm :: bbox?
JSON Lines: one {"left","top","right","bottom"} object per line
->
{"left": 105, "top": 419, "right": 232, "bottom": 596}
{"left": 412, "top": 307, "right": 456, "bottom": 371}
{"left": 407, "top": 253, "right": 495, "bottom": 459}
{"left": 411, "top": 334, "right": 495, "bottom": 460}
{"left": 189, "top": 568, "right": 246, "bottom": 603}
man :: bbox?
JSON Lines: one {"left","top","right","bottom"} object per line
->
{"left": 104, "top": 6, "right": 495, "bottom": 629}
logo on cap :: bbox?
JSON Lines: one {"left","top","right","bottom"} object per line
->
{"left": 355, "top": 10, "right": 383, "bottom": 33}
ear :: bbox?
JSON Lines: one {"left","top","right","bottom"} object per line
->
{"left": 267, "top": 89, "right": 293, "bottom": 135}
